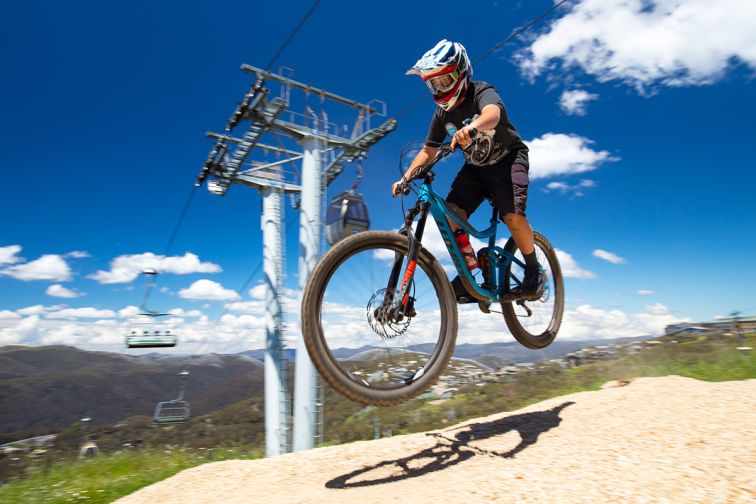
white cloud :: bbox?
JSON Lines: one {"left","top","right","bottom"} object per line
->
{"left": 636, "top": 289, "right": 655, "bottom": 296}
{"left": 544, "top": 179, "right": 596, "bottom": 197}
{"left": 15, "top": 305, "right": 65, "bottom": 316}
{"left": 0, "top": 315, "right": 41, "bottom": 345}
{"left": 526, "top": 133, "right": 616, "bottom": 179}
{"left": 88, "top": 252, "right": 222, "bottom": 284}
{"left": 0, "top": 310, "right": 21, "bottom": 319}
{"left": 178, "top": 279, "right": 240, "bottom": 301}
{"left": 0, "top": 245, "right": 23, "bottom": 265}
{"left": 559, "top": 89, "right": 598, "bottom": 115}
{"left": 64, "top": 251, "right": 90, "bottom": 259}
{"left": 168, "top": 308, "right": 204, "bottom": 318}
{"left": 16, "top": 305, "right": 46, "bottom": 316}
{"left": 248, "top": 284, "right": 266, "bottom": 300}
{"left": 644, "top": 303, "right": 669, "bottom": 316}
{"left": 225, "top": 300, "right": 266, "bottom": 314}
{"left": 46, "top": 307, "right": 117, "bottom": 319}
{"left": 518, "top": 0, "right": 756, "bottom": 91}
{"left": 118, "top": 305, "right": 141, "bottom": 319}
{"left": 555, "top": 249, "right": 597, "bottom": 279}
{"left": 46, "top": 284, "right": 83, "bottom": 298}
{"left": 592, "top": 249, "right": 628, "bottom": 264}
{"left": 0, "top": 254, "right": 72, "bottom": 281}
{"left": 0, "top": 309, "right": 268, "bottom": 353}
{"left": 556, "top": 303, "right": 689, "bottom": 340}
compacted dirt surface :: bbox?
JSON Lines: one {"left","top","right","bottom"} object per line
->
{"left": 117, "top": 376, "right": 755, "bottom": 503}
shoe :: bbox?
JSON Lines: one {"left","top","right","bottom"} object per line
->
{"left": 512, "top": 266, "right": 546, "bottom": 299}
{"left": 451, "top": 276, "right": 477, "bottom": 304}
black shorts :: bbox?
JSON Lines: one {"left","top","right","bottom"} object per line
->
{"left": 446, "top": 149, "right": 530, "bottom": 219}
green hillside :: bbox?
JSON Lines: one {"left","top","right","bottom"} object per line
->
{"left": 0, "top": 331, "right": 753, "bottom": 504}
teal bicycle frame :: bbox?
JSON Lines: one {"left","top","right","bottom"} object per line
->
{"left": 417, "top": 179, "right": 527, "bottom": 303}
{"left": 382, "top": 170, "right": 529, "bottom": 322}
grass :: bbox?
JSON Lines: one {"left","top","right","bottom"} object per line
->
{"left": 0, "top": 446, "right": 262, "bottom": 504}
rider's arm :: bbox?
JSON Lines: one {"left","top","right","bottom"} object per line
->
{"left": 404, "top": 146, "right": 439, "bottom": 180}
{"left": 392, "top": 112, "right": 446, "bottom": 196}
{"left": 392, "top": 146, "right": 438, "bottom": 196}
{"left": 450, "top": 104, "right": 501, "bottom": 150}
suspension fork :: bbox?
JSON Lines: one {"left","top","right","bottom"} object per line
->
{"left": 383, "top": 201, "right": 431, "bottom": 311}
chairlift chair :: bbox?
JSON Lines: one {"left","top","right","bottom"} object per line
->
{"left": 325, "top": 191, "right": 370, "bottom": 245}
{"left": 125, "top": 313, "right": 178, "bottom": 348}
{"left": 78, "top": 416, "right": 98, "bottom": 458}
{"left": 78, "top": 441, "right": 99, "bottom": 458}
{"left": 125, "top": 269, "right": 179, "bottom": 348}
{"left": 154, "top": 371, "right": 190, "bottom": 425}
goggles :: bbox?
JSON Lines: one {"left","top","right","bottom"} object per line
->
{"left": 423, "top": 67, "right": 460, "bottom": 95}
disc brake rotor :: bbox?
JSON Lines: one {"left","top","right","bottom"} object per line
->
{"left": 366, "top": 288, "right": 411, "bottom": 339}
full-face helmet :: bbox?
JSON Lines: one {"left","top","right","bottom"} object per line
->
{"left": 406, "top": 39, "right": 473, "bottom": 111}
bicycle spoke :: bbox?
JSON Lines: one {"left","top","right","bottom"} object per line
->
{"left": 318, "top": 242, "right": 444, "bottom": 390}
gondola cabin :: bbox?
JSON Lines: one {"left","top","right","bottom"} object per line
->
{"left": 325, "top": 191, "right": 370, "bottom": 245}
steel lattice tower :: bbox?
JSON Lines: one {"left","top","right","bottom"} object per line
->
{"left": 196, "top": 64, "right": 395, "bottom": 455}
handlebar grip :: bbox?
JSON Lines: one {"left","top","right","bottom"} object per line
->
{"left": 469, "top": 127, "right": 478, "bottom": 139}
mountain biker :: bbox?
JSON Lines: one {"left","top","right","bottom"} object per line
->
{"left": 391, "top": 39, "right": 545, "bottom": 300}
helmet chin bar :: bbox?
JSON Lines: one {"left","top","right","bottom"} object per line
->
{"left": 433, "top": 77, "right": 468, "bottom": 111}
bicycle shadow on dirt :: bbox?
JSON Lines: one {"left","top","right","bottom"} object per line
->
{"left": 325, "top": 401, "right": 574, "bottom": 489}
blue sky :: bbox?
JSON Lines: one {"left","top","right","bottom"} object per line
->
{"left": 1, "top": 0, "right": 755, "bottom": 352}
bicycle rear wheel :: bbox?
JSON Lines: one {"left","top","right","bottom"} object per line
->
{"left": 501, "top": 231, "right": 564, "bottom": 349}
{"left": 301, "top": 231, "right": 457, "bottom": 406}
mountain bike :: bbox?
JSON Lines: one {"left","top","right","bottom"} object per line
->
{"left": 301, "top": 134, "right": 564, "bottom": 406}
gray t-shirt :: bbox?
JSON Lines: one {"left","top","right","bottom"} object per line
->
{"left": 426, "top": 81, "right": 528, "bottom": 167}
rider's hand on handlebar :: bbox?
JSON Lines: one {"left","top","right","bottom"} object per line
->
{"left": 450, "top": 125, "right": 477, "bottom": 152}
{"left": 391, "top": 178, "right": 410, "bottom": 197}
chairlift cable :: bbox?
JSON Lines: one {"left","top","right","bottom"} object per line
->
{"left": 138, "top": 185, "right": 198, "bottom": 313}
{"left": 393, "top": 0, "right": 571, "bottom": 120}
{"left": 162, "top": 186, "right": 199, "bottom": 258}
{"left": 472, "top": 0, "right": 570, "bottom": 66}
{"left": 264, "top": 0, "right": 322, "bottom": 71}
{"left": 144, "top": 2, "right": 320, "bottom": 310}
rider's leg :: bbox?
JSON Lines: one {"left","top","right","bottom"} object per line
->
{"left": 502, "top": 213, "right": 535, "bottom": 256}
{"left": 446, "top": 203, "right": 467, "bottom": 232}
{"left": 448, "top": 204, "right": 478, "bottom": 270}
{"left": 503, "top": 212, "right": 544, "bottom": 295}
{"left": 446, "top": 166, "right": 485, "bottom": 272}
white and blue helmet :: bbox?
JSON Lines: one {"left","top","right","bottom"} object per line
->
{"left": 406, "top": 39, "right": 473, "bottom": 111}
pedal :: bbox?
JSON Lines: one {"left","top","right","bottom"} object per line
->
{"left": 456, "top": 295, "right": 478, "bottom": 304}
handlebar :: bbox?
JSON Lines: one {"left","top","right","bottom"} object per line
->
{"left": 401, "top": 127, "right": 478, "bottom": 188}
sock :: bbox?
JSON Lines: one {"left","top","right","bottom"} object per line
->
{"left": 523, "top": 251, "right": 540, "bottom": 268}
{"left": 453, "top": 229, "right": 479, "bottom": 270}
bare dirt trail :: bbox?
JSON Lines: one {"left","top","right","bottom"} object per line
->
{"left": 116, "top": 376, "right": 755, "bottom": 503}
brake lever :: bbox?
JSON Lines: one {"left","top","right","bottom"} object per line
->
{"left": 462, "top": 128, "right": 479, "bottom": 153}
{"left": 401, "top": 183, "right": 411, "bottom": 195}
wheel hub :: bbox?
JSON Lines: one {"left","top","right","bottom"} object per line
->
{"left": 366, "top": 288, "right": 412, "bottom": 339}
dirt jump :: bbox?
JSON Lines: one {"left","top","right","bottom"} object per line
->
{"left": 116, "top": 376, "right": 755, "bottom": 503}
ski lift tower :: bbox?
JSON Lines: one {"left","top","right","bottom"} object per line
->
{"left": 196, "top": 64, "right": 396, "bottom": 455}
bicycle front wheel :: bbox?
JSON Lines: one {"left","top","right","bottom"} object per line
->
{"left": 301, "top": 231, "right": 457, "bottom": 406}
{"left": 501, "top": 231, "right": 564, "bottom": 349}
